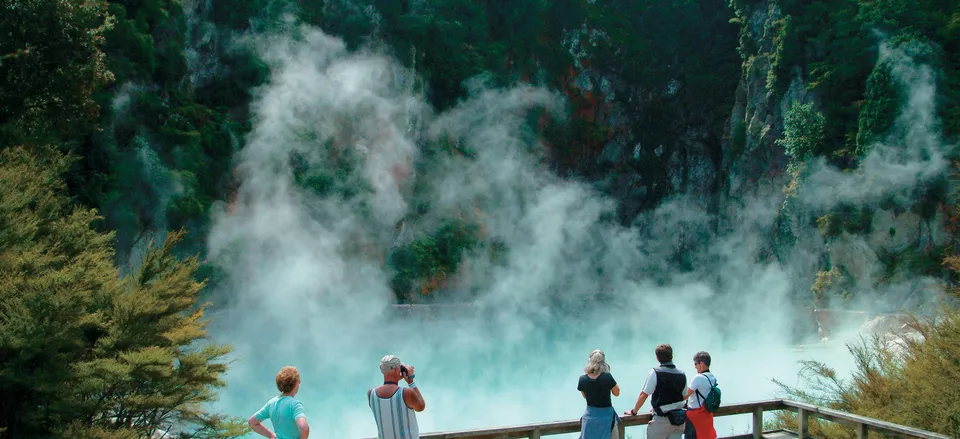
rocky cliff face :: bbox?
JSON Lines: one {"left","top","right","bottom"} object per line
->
{"left": 721, "top": 0, "right": 953, "bottom": 315}
{"left": 553, "top": 3, "right": 741, "bottom": 223}
{"left": 723, "top": 1, "right": 799, "bottom": 203}
{"left": 80, "top": 0, "right": 954, "bottom": 312}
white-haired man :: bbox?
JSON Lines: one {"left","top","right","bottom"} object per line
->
{"left": 368, "top": 355, "right": 426, "bottom": 439}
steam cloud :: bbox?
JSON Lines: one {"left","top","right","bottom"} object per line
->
{"left": 789, "top": 41, "right": 955, "bottom": 312}
{"left": 800, "top": 43, "right": 951, "bottom": 209}
{"left": 205, "top": 26, "right": 951, "bottom": 438}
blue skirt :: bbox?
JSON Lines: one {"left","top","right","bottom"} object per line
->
{"left": 579, "top": 405, "right": 621, "bottom": 439}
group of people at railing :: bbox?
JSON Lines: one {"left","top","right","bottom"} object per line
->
{"left": 244, "top": 344, "right": 720, "bottom": 439}
{"left": 579, "top": 344, "right": 721, "bottom": 439}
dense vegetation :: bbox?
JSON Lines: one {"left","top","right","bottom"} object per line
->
{"left": 1, "top": 1, "right": 243, "bottom": 436}
{"left": 732, "top": 0, "right": 960, "bottom": 309}
{"left": 0, "top": 147, "right": 243, "bottom": 437}
{"left": 774, "top": 303, "right": 960, "bottom": 437}
{"left": 6, "top": 0, "right": 958, "bottom": 304}
{"left": 1, "top": 0, "right": 959, "bottom": 435}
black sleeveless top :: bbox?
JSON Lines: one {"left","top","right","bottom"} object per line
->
{"left": 578, "top": 372, "right": 617, "bottom": 408}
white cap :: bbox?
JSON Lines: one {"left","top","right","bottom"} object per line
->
{"left": 380, "top": 355, "right": 401, "bottom": 373}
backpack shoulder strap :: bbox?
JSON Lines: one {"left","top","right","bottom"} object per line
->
{"left": 695, "top": 374, "right": 713, "bottom": 405}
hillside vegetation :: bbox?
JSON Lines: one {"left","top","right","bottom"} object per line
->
{"left": 1, "top": 0, "right": 959, "bottom": 436}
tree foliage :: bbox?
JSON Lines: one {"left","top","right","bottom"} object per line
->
{"left": 768, "top": 0, "right": 960, "bottom": 161}
{"left": 389, "top": 218, "right": 483, "bottom": 301}
{"left": 0, "top": 0, "right": 115, "bottom": 144}
{"left": 60, "top": 0, "right": 266, "bottom": 263}
{"left": 778, "top": 102, "right": 826, "bottom": 162}
{"left": 855, "top": 60, "right": 901, "bottom": 156}
{"left": 0, "top": 146, "right": 243, "bottom": 438}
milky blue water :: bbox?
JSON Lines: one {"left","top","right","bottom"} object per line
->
{"left": 209, "top": 302, "right": 862, "bottom": 439}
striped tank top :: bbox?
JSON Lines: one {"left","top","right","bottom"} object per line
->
{"left": 369, "top": 387, "right": 419, "bottom": 439}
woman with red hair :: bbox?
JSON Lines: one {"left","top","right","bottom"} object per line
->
{"left": 249, "top": 366, "right": 311, "bottom": 439}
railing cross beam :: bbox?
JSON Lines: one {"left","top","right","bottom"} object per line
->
{"left": 361, "top": 399, "right": 951, "bottom": 439}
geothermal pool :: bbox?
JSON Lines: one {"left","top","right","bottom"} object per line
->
{"left": 210, "top": 304, "right": 868, "bottom": 439}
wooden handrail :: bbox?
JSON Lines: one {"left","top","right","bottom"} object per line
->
{"left": 781, "top": 400, "right": 953, "bottom": 439}
{"left": 361, "top": 399, "right": 952, "bottom": 439}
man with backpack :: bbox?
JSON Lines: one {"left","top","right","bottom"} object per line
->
{"left": 683, "top": 351, "right": 720, "bottom": 439}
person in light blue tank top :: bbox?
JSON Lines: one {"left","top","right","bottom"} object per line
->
{"left": 249, "top": 366, "right": 310, "bottom": 439}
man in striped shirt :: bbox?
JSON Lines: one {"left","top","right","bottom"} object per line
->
{"left": 368, "top": 355, "right": 426, "bottom": 439}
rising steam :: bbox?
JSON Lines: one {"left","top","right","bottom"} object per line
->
{"left": 205, "top": 25, "right": 953, "bottom": 438}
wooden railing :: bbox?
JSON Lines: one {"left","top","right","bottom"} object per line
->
{"left": 363, "top": 399, "right": 952, "bottom": 439}
{"left": 782, "top": 400, "right": 953, "bottom": 439}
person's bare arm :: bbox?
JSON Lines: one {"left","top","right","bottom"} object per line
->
{"left": 612, "top": 384, "right": 621, "bottom": 397}
{"left": 248, "top": 416, "right": 276, "bottom": 439}
{"left": 401, "top": 365, "right": 425, "bottom": 411}
{"left": 403, "top": 386, "right": 426, "bottom": 412}
{"left": 683, "top": 387, "right": 694, "bottom": 400}
{"left": 624, "top": 392, "right": 648, "bottom": 416}
{"left": 296, "top": 417, "right": 309, "bottom": 438}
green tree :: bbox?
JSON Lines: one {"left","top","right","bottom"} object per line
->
{"left": 0, "top": 146, "right": 118, "bottom": 437}
{"left": 778, "top": 102, "right": 826, "bottom": 162}
{"left": 0, "top": 146, "right": 243, "bottom": 438}
{"left": 64, "top": 0, "right": 266, "bottom": 262}
{"left": 69, "top": 229, "right": 245, "bottom": 438}
{"left": 0, "top": 0, "right": 115, "bottom": 144}
{"left": 389, "top": 217, "right": 482, "bottom": 301}
{"left": 855, "top": 61, "right": 901, "bottom": 155}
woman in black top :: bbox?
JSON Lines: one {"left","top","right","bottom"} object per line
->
{"left": 577, "top": 350, "right": 621, "bottom": 439}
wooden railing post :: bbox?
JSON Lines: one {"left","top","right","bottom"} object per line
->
{"left": 857, "top": 423, "right": 868, "bottom": 439}
{"left": 798, "top": 408, "right": 809, "bottom": 439}
{"left": 617, "top": 421, "right": 625, "bottom": 439}
{"left": 530, "top": 427, "right": 541, "bottom": 439}
{"left": 752, "top": 406, "right": 763, "bottom": 439}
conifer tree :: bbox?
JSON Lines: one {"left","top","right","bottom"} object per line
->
{"left": 0, "top": 146, "right": 117, "bottom": 437}
{"left": 70, "top": 229, "right": 246, "bottom": 438}
{"left": 0, "top": 146, "right": 244, "bottom": 438}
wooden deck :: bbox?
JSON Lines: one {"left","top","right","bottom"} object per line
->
{"left": 362, "top": 399, "right": 950, "bottom": 439}
{"left": 723, "top": 429, "right": 798, "bottom": 439}
{"left": 754, "top": 430, "right": 798, "bottom": 439}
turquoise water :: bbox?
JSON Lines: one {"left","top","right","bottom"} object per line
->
{"left": 209, "top": 300, "right": 861, "bottom": 438}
